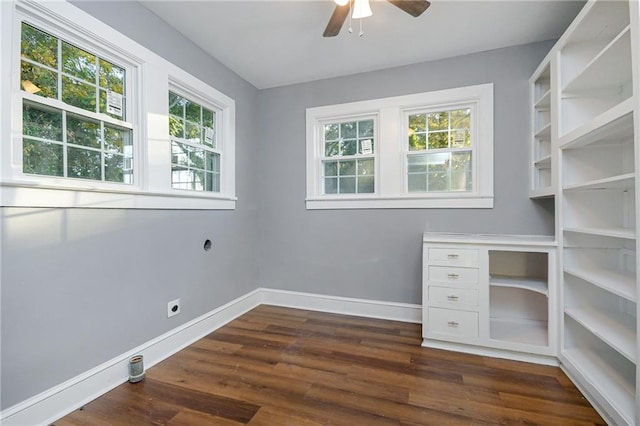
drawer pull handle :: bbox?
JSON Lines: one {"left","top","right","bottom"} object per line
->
{"left": 447, "top": 273, "right": 459, "bottom": 279}
{"left": 447, "top": 295, "right": 459, "bottom": 301}
{"left": 447, "top": 254, "right": 459, "bottom": 259}
{"left": 447, "top": 321, "right": 459, "bottom": 327}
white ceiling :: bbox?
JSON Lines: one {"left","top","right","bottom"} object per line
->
{"left": 141, "top": 0, "right": 584, "bottom": 89}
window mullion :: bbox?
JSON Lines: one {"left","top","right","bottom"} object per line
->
{"left": 62, "top": 110, "right": 68, "bottom": 178}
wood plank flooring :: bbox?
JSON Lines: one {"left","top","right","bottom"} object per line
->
{"left": 53, "top": 305, "right": 605, "bottom": 425}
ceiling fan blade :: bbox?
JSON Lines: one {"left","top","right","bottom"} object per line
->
{"left": 323, "top": 4, "right": 351, "bottom": 37}
{"left": 387, "top": 0, "right": 431, "bottom": 17}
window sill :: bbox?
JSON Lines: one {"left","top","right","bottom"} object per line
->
{"left": 306, "top": 195, "right": 493, "bottom": 210}
{"left": 0, "top": 182, "right": 236, "bottom": 210}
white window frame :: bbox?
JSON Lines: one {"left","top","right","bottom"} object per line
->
{"left": 306, "top": 84, "right": 493, "bottom": 209}
{"left": 317, "top": 114, "right": 378, "bottom": 196}
{"left": 1, "top": 0, "right": 236, "bottom": 209}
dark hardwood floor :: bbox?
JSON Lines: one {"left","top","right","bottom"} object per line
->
{"left": 54, "top": 305, "right": 605, "bottom": 425}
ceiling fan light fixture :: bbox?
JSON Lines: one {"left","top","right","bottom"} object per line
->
{"left": 352, "top": 0, "right": 372, "bottom": 19}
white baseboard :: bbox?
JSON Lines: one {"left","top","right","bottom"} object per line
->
{"left": 0, "top": 289, "right": 263, "bottom": 426}
{"left": 261, "top": 288, "right": 422, "bottom": 323}
{"left": 421, "top": 339, "right": 559, "bottom": 366}
{"left": 0, "top": 288, "right": 420, "bottom": 426}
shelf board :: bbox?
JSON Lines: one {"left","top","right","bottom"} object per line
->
{"left": 533, "top": 155, "right": 551, "bottom": 167}
{"left": 490, "top": 275, "right": 548, "bottom": 296}
{"left": 559, "top": 99, "right": 634, "bottom": 149}
{"left": 563, "top": 172, "right": 635, "bottom": 191}
{"left": 562, "top": 26, "right": 631, "bottom": 94}
{"left": 564, "top": 226, "right": 635, "bottom": 240}
{"left": 534, "top": 90, "right": 551, "bottom": 110}
{"left": 534, "top": 122, "right": 551, "bottom": 139}
{"left": 490, "top": 318, "right": 548, "bottom": 347}
{"left": 564, "top": 265, "right": 636, "bottom": 302}
{"left": 529, "top": 187, "right": 555, "bottom": 199}
{"left": 562, "top": 347, "right": 635, "bottom": 425}
{"left": 565, "top": 307, "right": 636, "bottom": 363}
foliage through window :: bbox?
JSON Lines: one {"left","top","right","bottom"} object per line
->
{"left": 407, "top": 107, "right": 473, "bottom": 192}
{"left": 169, "top": 91, "right": 220, "bottom": 192}
{"left": 321, "top": 119, "right": 375, "bottom": 194}
{"left": 20, "top": 23, "right": 133, "bottom": 183}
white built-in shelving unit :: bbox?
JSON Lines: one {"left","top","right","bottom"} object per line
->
{"left": 530, "top": 61, "right": 554, "bottom": 197}
{"left": 527, "top": 0, "right": 640, "bottom": 424}
{"left": 422, "top": 233, "right": 557, "bottom": 365}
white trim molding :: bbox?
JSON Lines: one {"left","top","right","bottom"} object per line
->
{"left": 0, "top": 288, "right": 421, "bottom": 426}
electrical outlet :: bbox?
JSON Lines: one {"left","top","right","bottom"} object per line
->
{"left": 167, "top": 298, "right": 181, "bottom": 318}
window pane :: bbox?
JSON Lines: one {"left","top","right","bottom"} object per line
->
{"left": 323, "top": 161, "right": 337, "bottom": 177}
{"left": 67, "top": 146, "right": 101, "bottom": 180}
{"left": 358, "top": 120, "right": 374, "bottom": 138}
{"left": 408, "top": 174, "right": 427, "bottom": 192}
{"left": 185, "top": 100, "right": 201, "bottom": 124}
{"left": 21, "top": 24, "right": 57, "bottom": 68}
{"left": 104, "top": 126, "right": 126, "bottom": 153}
{"left": 105, "top": 152, "right": 125, "bottom": 183}
{"left": 325, "top": 141, "right": 339, "bottom": 157}
{"left": 23, "top": 103, "right": 62, "bottom": 141}
{"left": 427, "top": 153, "right": 450, "bottom": 172}
{"left": 409, "top": 113, "right": 426, "bottom": 133}
{"left": 358, "top": 176, "right": 374, "bottom": 193}
{"left": 324, "top": 123, "right": 339, "bottom": 141}
{"left": 205, "top": 152, "right": 220, "bottom": 173}
{"left": 207, "top": 172, "right": 220, "bottom": 192}
{"left": 324, "top": 177, "right": 337, "bottom": 194}
{"left": 358, "top": 159, "right": 374, "bottom": 176}
{"left": 339, "top": 160, "right": 356, "bottom": 176}
{"left": 169, "top": 92, "right": 184, "bottom": 117}
{"left": 172, "top": 141, "right": 189, "bottom": 166}
{"left": 450, "top": 108, "right": 470, "bottom": 129}
{"left": 202, "top": 108, "right": 214, "bottom": 128}
{"left": 428, "top": 111, "right": 448, "bottom": 131}
{"left": 408, "top": 133, "right": 426, "bottom": 151}
{"left": 342, "top": 140, "right": 357, "bottom": 156}
{"left": 428, "top": 131, "right": 448, "bottom": 149}
{"left": 428, "top": 172, "right": 448, "bottom": 191}
{"left": 169, "top": 116, "right": 184, "bottom": 138}
{"left": 190, "top": 147, "right": 205, "bottom": 170}
{"left": 407, "top": 155, "right": 427, "bottom": 173}
{"left": 62, "top": 42, "right": 97, "bottom": 83}
{"left": 23, "top": 139, "right": 63, "bottom": 177}
{"left": 340, "top": 122, "right": 356, "bottom": 139}
{"left": 67, "top": 115, "right": 100, "bottom": 149}
{"left": 21, "top": 61, "right": 57, "bottom": 98}
{"left": 99, "top": 59, "right": 125, "bottom": 94}
{"left": 62, "top": 76, "right": 96, "bottom": 112}
{"left": 451, "top": 171, "right": 472, "bottom": 191}
{"left": 185, "top": 122, "right": 200, "bottom": 142}
{"left": 339, "top": 177, "right": 356, "bottom": 193}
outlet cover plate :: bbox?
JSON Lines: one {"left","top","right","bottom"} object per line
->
{"left": 167, "top": 298, "right": 181, "bottom": 318}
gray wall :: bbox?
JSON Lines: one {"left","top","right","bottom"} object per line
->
{"left": 0, "top": 0, "right": 555, "bottom": 412}
{"left": 257, "top": 42, "right": 555, "bottom": 304}
{"left": 1, "top": 1, "right": 260, "bottom": 410}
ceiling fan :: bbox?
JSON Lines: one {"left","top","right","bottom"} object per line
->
{"left": 323, "top": 0, "right": 431, "bottom": 37}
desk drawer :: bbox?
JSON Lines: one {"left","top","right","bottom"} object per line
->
{"left": 428, "top": 266, "right": 479, "bottom": 285}
{"left": 428, "top": 248, "right": 478, "bottom": 265}
{"left": 428, "top": 307, "right": 479, "bottom": 338}
{"left": 429, "top": 286, "right": 479, "bottom": 307}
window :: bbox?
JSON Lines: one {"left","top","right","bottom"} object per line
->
{"left": 321, "top": 118, "right": 375, "bottom": 194}
{"left": 406, "top": 106, "right": 473, "bottom": 193}
{"left": 306, "top": 84, "right": 493, "bottom": 209}
{"left": 20, "top": 23, "right": 133, "bottom": 184}
{"left": 169, "top": 91, "right": 220, "bottom": 192}
{"left": 1, "top": 0, "right": 236, "bottom": 209}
